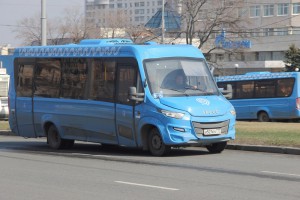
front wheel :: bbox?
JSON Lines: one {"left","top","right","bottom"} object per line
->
{"left": 206, "top": 142, "right": 227, "bottom": 154}
{"left": 148, "top": 128, "right": 171, "bottom": 156}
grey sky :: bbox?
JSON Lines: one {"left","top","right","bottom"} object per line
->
{"left": 0, "top": 0, "right": 84, "bottom": 47}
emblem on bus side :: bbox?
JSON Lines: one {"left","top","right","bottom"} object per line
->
{"left": 196, "top": 98, "right": 210, "bottom": 106}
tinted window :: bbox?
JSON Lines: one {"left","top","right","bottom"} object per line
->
{"left": 88, "top": 59, "right": 116, "bottom": 101}
{"left": 61, "top": 58, "right": 88, "bottom": 99}
{"left": 34, "top": 58, "right": 61, "bottom": 98}
{"left": 254, "top": 80, "right": 276, "bottom": 98}
{"left": 276, "top": 78, "right": 294, "bottom": 97}
{"left": 236, "top": 81, "right": 254, "bottom": 99}
{"left": 117, "top": 66, "right": 137, "bottom": 104}
{"left": 14, "top": 58, "right": 35, "bottom": 97}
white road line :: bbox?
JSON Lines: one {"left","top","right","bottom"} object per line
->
{"left": 115, "top": 181, "right": 179, "bottom": 191}
{"left": 261, "top": 171, "right": 300, "bottom": 177}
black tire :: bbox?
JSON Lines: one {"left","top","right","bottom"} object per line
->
{"left": 62, "top": 139, "right": 75, "bottom": 149}
{"left": 47, "top": 125, "right": 68, "bottom": 149}
{"left": 148, "top": 128, "right": 171, "bottom": 156}
{"left": 206, "top": 142, "right": 227, "bottom": 154}
{"left": 258, "top": 112, "right": 270, "bottom": 122}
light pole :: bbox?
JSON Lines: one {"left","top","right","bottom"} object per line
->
{"left": 161, "top": 0, "right": 165, "bottom": 44}
{"left": 41, "top": 0, "right": 47, "bottom": 46}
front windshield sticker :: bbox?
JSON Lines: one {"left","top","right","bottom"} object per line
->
{"left": 153, "top": 91, "right": 164, "bottom": 98}
{"left": 196, "top": 98, "right": 210, "bottom": 106}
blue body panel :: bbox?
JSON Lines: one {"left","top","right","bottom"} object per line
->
{"left": 216, "top": 72, "right": 300, "bottom": 120}
{"left": 9, "top": 39, "right": 236, "bottom": 149}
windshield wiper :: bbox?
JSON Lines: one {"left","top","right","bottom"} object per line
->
{"left": 160, "top": 87, "right": 189, "bottom": 96}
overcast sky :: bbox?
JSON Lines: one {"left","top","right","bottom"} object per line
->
{"left": 0, "top": 0, "right": 84, "bottom": 47}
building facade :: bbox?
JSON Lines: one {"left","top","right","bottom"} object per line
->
{"left": 207, "top": 0, "right": 300, "bottom": 75}
{"left": 85, "top": 0, "right": 181, "bottom": 28}
{"left": 85, "top": 0, "right": 300, "bottom": 75}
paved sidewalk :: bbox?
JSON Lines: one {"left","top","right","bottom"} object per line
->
{"left": 1, "top": 130, "right": 300, "bottom": 155}
{"left": 227, "top": 144, "right": 300, "bottom": 155}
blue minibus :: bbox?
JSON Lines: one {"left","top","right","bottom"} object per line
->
{"left": 8, "top": 39, "right": 236, "bottom": 156}
{"left": 216, "top": 72, "right": 300, "bottom": 122}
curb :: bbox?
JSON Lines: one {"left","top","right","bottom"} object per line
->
{"left": 0, "top": 130, "right": 15, "bottom": 136}
{"left": 226, "top": 144, "right": 300, "bottom": 155}
{"left": 1, "top": 131, "right": 300, "bottom": 155}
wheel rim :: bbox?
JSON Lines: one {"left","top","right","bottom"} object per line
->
{"left": 151, "top": 135, "right": 162, "bottom": 150}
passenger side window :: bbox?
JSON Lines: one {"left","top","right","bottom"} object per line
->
{"left": 236, "top": 81, "right": 254, "bottom": 99}
{"left": 34, "top": 58, "right": 61, "bottom": 98}
{"left": 117, "top": 66, "right": 137, "bottom": 105}
{"left": 61, "top": 58, "right": 88, "bottom": 99}
{"left": 88, "top": 59, "right": 116, "bottom": 101}
{"left": 254, "top": 80, "right": 276, "bottom": 98}
{"left": 15, "top": 59, "right": 35, "bottom": 97}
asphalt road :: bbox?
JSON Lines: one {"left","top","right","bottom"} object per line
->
{"left": 0, "top": 135, "right": 299, "bottom": 200}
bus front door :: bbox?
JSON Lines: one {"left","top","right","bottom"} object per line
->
{"left": 14, "top": 62, "right": 36, "bottom": 138}
{"left": 115, "top": 65, "right": 138, "bottom": 147}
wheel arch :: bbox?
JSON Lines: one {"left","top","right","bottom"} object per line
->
{"left": 257, "top": 110, "right": 271, "bottom": 122}
{"left": 140, "top": 124, "right": 156, "bottom": 151}
{"left": 137, "top": 117, "right": 167, "bottom": 151}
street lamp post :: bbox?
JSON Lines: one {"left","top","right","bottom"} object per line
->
{"left": 161, "top": 0, "right": 165, "bottom": 44}
{"left": 41, "top": 0, "right": 47, "bottom": 46}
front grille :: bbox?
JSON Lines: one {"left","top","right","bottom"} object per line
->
{"left": 192, "top": 120, "right": 229, "bottom": 137}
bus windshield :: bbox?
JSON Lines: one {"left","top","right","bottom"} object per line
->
{"left": 144, "top": 58, "right": 219, "bottom": 97}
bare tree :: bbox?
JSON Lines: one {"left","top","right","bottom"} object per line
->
{"left": 14, "top": 14, "right": 42, "bottom": 46}
{"left": 14, "top": 6, "right": 89, "bottom": 46}
{"left": 181, "top": 0, "right": 247, "bottom": 51}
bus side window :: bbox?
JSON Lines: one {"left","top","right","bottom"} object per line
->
{"left": 15, "top": 59, "right": 35, "bottom": 97}
{"left": 277, "top": 78, "right": 294, "bottom": 97}
{"left": 117, "top": 66, "right": 136, "bottom": 104}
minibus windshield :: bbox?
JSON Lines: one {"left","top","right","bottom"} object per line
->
{"left": 144, "top": 58, "right": 219, "bottom": 97}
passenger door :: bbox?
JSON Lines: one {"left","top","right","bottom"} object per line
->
{"left": 14, "top": 59, "right": 36, "bottom": 137}
{"left": 115, "top": 61, "right": 140, "bottom": 147}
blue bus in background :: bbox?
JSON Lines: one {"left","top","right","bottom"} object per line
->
{"left": 216, "top": 72, "right": 300, "bottom": 122}
{"left": 8, "top": 39, "right": 236, "bottom": 156}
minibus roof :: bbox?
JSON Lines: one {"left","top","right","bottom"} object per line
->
{"left": 13, "top": 38, "right": 205, "bottom": 60}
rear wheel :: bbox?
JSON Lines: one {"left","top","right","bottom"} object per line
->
{"left": 206, "top": 142, "right": 227, "bottom": 154}
{"left": 258, "top": 111, "right": 270, "bottom": 122}
{"left": 148, "top": 128, "right": 171, "bottom": 156}
{"left": 47, "top": 125, "right": 63, "bottom": 149}
{"left": 47, "top": 125, "right": 74, "bottom": 149}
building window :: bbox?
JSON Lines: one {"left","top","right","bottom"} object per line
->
{"left": 293, "top": 3, "right": 300, "bottom": 14}
{"left": 157, "top": 1, "right": 162, "bottom": 6}
{"left": 263, "top": 28, "right": 274, "bottom": 36}
{"left": 263, "top": 5, "right": 274, "bottom": 17}
{"left": 117, "top": 3, "right": 122, "bottom": 8}
{"left": 216, "top": 54, "right": 224, "bottom": 61}
{"left": 250, "top": 5, "right": 260, "bottom": 17}
{"left": 277, "top": 3, "right": 288, "bottom": 16}
{"left": 276, "top": 28, "right": 288, "bottom": 36}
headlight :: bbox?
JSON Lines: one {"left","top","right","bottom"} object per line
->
{"left": 159, "top": 109, "right": 185, "bottom": 119}
{"left": 230, "top": 109, "right": 236, "bottom": 116}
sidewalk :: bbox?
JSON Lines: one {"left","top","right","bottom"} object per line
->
{"left": 226, "top": 144, "right": 300, "bottom": 155}
{"left": 1, "top": 130, "right": 300, "bottom": 155}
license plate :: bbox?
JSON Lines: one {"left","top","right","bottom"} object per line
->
{"left": 203, "top": 129, "right": 221, "bottom": 136}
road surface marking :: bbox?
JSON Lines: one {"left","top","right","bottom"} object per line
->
{"left": 115, "top": 181, "right": 179, "bottom": 191}
{"left": 261, "top": 171, "right": 300, "bottom": 177}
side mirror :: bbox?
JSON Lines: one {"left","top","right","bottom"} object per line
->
{"left": 128, "top": 87, "right": 144, "bottom": 102}
{"left": 220, "top": 84, "right": 233, "bottom": 99}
